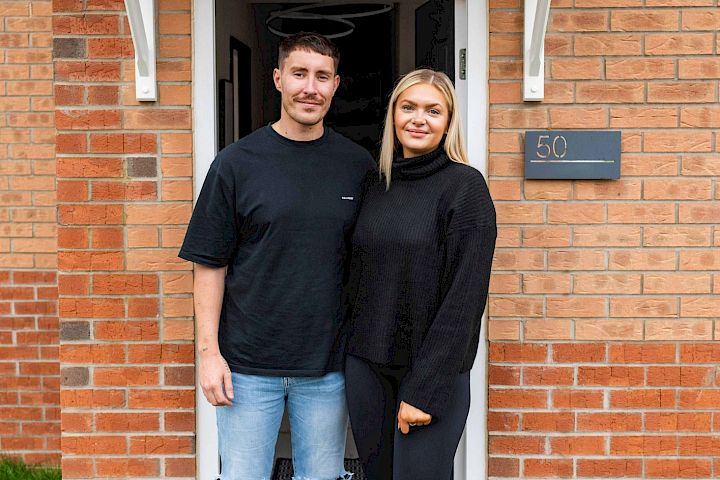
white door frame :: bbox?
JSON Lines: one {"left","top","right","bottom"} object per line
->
{"left": 191, "top": 2, "right": 489, "bottom": 478}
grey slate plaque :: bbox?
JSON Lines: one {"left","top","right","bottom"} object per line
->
{"left": 524, "top": 130, "right": 621, "bottom": 180}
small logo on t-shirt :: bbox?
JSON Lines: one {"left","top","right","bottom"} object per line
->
{"left": 341, "top": 196, "right": 354, "bottom": 201}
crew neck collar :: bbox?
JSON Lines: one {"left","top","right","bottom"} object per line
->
{"left": 266, "top": 124, "right": 329, "bottom": 147}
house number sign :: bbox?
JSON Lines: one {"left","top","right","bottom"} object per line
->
{"left": 524, "top": 130, "right": 621, "bottom": 180}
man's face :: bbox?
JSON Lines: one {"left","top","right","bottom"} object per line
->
{"left": 273, "top": 49, "right": 339, "bottom": 128}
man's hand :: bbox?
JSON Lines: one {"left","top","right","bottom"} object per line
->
{"left": 199, "top": 352, "right": 234, "bottom": 406}
{"left": 397, "top": 400, "right": 432, "bottom": 434}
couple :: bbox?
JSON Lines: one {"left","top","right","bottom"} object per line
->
{"left": 179, "top": 32, "right": 496, "bottom": 480}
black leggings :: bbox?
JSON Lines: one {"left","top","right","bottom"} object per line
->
{"left": 345, "top": 354, "right": 470, "bottom": 480}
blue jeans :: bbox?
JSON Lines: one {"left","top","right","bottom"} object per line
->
{"left": 216, "top": 371, "right": 352, "bottom": 480}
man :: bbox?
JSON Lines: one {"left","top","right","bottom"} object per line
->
{"left": 179, "top": 32, "right": 374, "bottom": 480}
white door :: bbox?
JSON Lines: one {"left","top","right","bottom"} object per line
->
{"left": 191, "top": 2, "right": 488, "bottom": 478}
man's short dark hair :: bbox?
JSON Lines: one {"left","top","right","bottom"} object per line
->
{"left": 278, "top": 32, "right": 340, "bottom": 72}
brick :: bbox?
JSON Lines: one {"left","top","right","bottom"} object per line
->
{"left": 643, "top": 226, "right": 711, "bottom": 247}
{"left": 550, "top": 12, "right": 607, "bottom": 32}
{"left": 492, "top": 249, "right": 545, "bottom": 270}
{"left": 548, "top": 250, "right": 606, "bottom": 270}
{"left": 89, "top": 133, "right": 156, "bottom": 153}
{"left": 489, "top": 435, "right": 545, "bottom": 455}
{"left": 63, "top": 435, "right": 127, "bottom": 455}
{"left": 574, "top": 274, "right": 641, "bottom": 294}
{"left": 573, "top": 226, "right": 641, "bottom": 247}
{"left": 161, "top": 157, "right": 192, "bottom": 177}
{"left": 577, "top": 82, "right": 645, "bottom": 103}
{"left": 87, "top": 37, "right": 133, "bottom": 58}
{"left": 679, "top": 390, "right": 720, "bottom": 409}
{"left": 549, "top": 107, "right": 607, "bottom": 128}
{"left": 55, "top": 61, "right": 121, "bottom": 82}
{"left": 93, "top": 274, "right": 158, "bottom": 295}
{"left": 123, "top": 109, "right": 191, "bottom": 130}
{"left": 94, "top": 367, "right": 159, "bottom": 386}
{"left": 125, "top": 204, "right": 191, "bottom": 225}
{"left": 165, "top": 458, "right": 195, "bottom": 477}
{"left": 612, "top": 10, "right": 678, "bottom": 31}
{"left": 577, "top": 459, "right": 642, "bottom": 477}
{"left": 52, "top": 14, "right": 119, "bottom": 34}
{"left": 646, "top": 412, "right": 712, "bottom": 432}
{"left": 489, "top": 365, "right": 520, "bottom": 385}
{"left": 128, "top": 226, "right": 159, "bottom": 248}
{"left": 648, "top": 83, "right": 716, "bottom": 104}
{"left": 645, "top": 33, "right": 714, "bottom": 55}
{"left": 56, "top": 109, "right": 121, "bottom": 130}
{"left": 681, "top": 107, "right": 720, "bottom": 128}
{"left": 163, "top": 272, "right": 193, "bottom": 294}
{"left": 164, "top": 411, "right": 195, "bottom": 432}
{"left": 95, "top": 458, "right": 160, "bottom": 478}
{"left": 646, "top": 459, "right": 711, "bottom": 478}
{"left": 682, "top": 9, "right": 720, "bottom": 30}
{"left": 679, "top": 58, "right": 720, "bottom": 79}
{"left": 551, "top": 436, "right": 605, "bottom": 455}
{"left": 525, "top": 319, "right": 572, "bottom": 340}
{"left": 524, "top": 459, "right": 573, "bottom": 477}
{"left": 489, "top": 343, "right": 548, "bottom": 363}
{"left": 575, "top": 34, "right": 642, "bottom": 55}
{"left": 59, "top": 205, "right": 123, "bottom": 225}
{"left": 547, "top": 297, "right": 605, "bottom": 317}
{"left": 489, "top": 297, "right": 543, "bottom": 317}
{"left": 553, "top": 389, "right": 604, "bottom": 409}
{"left": 610, "top": 107, "right": 678, "bottom": 128}
{"left": 91, "top": 227, "right": 124, "bottom": 248}
{"left": 606, "top": 58, "right": 675, "bottom": 80}
{"left": 681, "top": 297, "right": 720, "bottom": 317}
{"left": 159, "top": 36, "right": 192, "bottom": 58}
{"left": 57, "top": 251, "right": 123, "bottom": 271}
{"left": 59, "top": 321, "right": 90, "bottom": 341}
{"left": 551, "top": 58, "right": 602, "bottom": 79}
{"left": 645, "top": 179, "right": 712, "bottom": 200}
{"left": 128, "top": 389, "right": 194, "bottom": 409}
{"left": 522, "top": 274, "right": 570, "bottom": 294}
{"left": 489, "top": 11, "right": 523, "bottom": 32}
{"left": 608, "top": 203, "right": 675, "bottom": 224}
{"left": 610, "top": 297, "right": 678, "bottom": 317}
{"left": 155, "top": 60, "right": 192, "bottom": 81}
{"left": 548, "top": 203, "right": 605, "bottom": 224}
{"left": 680, "top": 344, "right": 720, "bottom": 363}
{"left": 522, "top": 227, "right": 570, "bottom": 247}
{"left": 644, "top": 273, "right": 711, "bottom": 293}
{"left": 53, "top": 37, "right": 85, "bottom": 58}
{"left": 164, "top": 365, "right": 194, "bottom": 386}
{"left": 612, "top": 435, "right": 677, "bottom": 455}
{"left": 576, "top": 320, "right": 644, "bottom": 340}
{"left": 88, "top": 85, "right": 118, "bottom": 105}
{"left": 159, "top": 12, "right": 191, "bottom": 34}
{"left": 679, "top": 204, "right": 720, "bottom": 224}
{"left": 578, "top": 413, "right": 642, "bottom": 432}
{"left": 609, "top": 250, "right": 676, "bottom": 270}
{"left": 648, "top": 366, "right": 714, "bottom": 386}
{"left": 523, "top": 367, "right": 574, "bottom": 386}
{"left": 60, "top": 367, "right": 89, "bottom": 386}
{"left": 126, "top": 157, "right": 157, "bottom": 177}
{"left": 91, "top": 181, "right": 157, "bottom": 201}
{"left": 94, "top": 321, "right": 159, "bottom": 341}
{"left": 645, "top": 320, "right": 713, "bottom": 340}
{"left": 489, "top": 322, "right": 518, "bottom": 340}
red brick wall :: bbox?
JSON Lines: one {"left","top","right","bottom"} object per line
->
{"left": 53, "top": 0, "right": 195, "bottom": 477}
{"left": 0, "top": 0, "right": 59, "bottom": 466}
{"left": 487, "top": 1, "right": 719, "bottom": 478}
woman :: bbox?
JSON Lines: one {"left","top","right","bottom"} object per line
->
{"left": 344, "top": 69, "right": 497, "bottom": 480}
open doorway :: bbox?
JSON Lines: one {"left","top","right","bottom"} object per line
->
{"left": 194, "top": 1, "right": 488, "bottom": 478}
{"left": 215, "top": 1, "right": 453, "bottom": 156}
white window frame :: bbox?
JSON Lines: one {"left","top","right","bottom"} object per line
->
{"left": 191, "top": 2, "right": 489, "bottom": 478}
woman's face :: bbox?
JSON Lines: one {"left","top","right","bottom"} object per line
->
{"left": 393, "top": 83, "right": 450, "bottom": 158}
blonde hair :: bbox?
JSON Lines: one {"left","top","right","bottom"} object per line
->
{"left": 379, "top": 69, "right": 468, "bottom": 189}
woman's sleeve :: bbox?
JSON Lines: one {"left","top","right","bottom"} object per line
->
{"left": 399, "top": 173, "right": 497, "bottom": 418}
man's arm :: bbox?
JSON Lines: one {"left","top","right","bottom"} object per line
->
{"left": 195, "top": 263, "right": 234, "bottom": 406}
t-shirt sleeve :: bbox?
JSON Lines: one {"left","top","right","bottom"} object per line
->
{"left": 399, "top": 171, "right": 497, "bottom": 417}
{"left": 178, "top": 156, "right": 238, "bottom": 267}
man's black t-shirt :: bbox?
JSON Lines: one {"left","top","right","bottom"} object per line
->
{"left": 179, "top": 126, "right": 375, "bottom": 376}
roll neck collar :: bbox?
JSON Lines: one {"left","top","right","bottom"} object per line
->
{"left": 392, "top": 145, "right": 449, "bottom": 180}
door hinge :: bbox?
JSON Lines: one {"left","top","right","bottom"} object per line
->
{"left": 459, "top": 48, "right": 467, "bottom": 80}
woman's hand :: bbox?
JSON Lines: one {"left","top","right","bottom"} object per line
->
{"left": 397, "top": 401, "right": 432, "bottom": 434}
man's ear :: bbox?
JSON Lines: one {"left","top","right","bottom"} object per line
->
{"left": 273, "top": 68, "right": 282, "bottom": 92}
{"left": 333, "top": 74, "right": 340, "bottom": 94}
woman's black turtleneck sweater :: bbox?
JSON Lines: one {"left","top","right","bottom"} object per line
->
{"left": 346, "top": 146, "right": 497, "bottom": 417}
